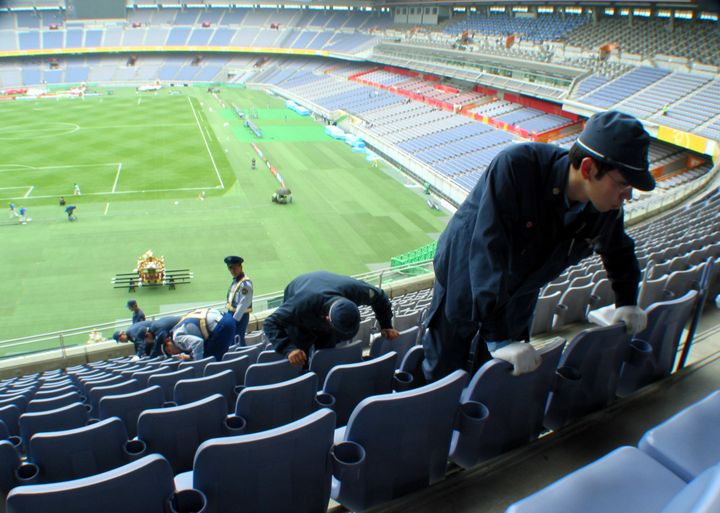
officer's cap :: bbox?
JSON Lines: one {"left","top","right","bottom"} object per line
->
{"left": 224, "top": 256, "right": 244, "bottom": 266}
{"left": 112, "top": 331, "right": 123, "bottom": 342}
{"left": 576, "top": 110, "right": 655, "bottom": 192}
{"left": 127, "top": 299, "right": 137, "bottom": 308}
{"left": 328, "top": 298, "right": 360, "bottom": 341}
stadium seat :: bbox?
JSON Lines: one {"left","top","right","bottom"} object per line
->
{"left": 0, "top": 405, "right": 21, "bottom": 437}
{"left": 320, "top": 351, "right": 397, "bottom": 427}
{"left": 544, "top": 324, "right": 630, "bottom": 430}
{"left": 204, "top": 354, "right": 250, "bottom": 385}
{"left": 244, "top": 360, "right": 301, "bottom": 387}
{"left": 175, "top": 409, "right": 335, "bottom": 513}
{"left": 309, "top": 340, "right": 363, "bottom": 389}
{"left": 505, "top": 446, "right": 720, "bottom": 513}
{"left": 129, "top": 366, "right": 172, "bottom": 388}
{"left": 331, "top": 369, "right": 466, "bottom": 511}
{"left": 97, "top": 385, "right": 164, "bottom": 439}
{"left": 177, "top": 356, "right": 216, "bottom": 378}
{"left": 617, "top": 290, "right": 698, "bottom": 397}
{"left": 33, "top": 385, "right": 78, "bottom": 401}
{"left": 25, "top": 391, "right": 83, "bottom": 414}
{"left": 368, "top": 326, "right": 420, "bottom": 366}
{"left": 146, "top": 367, "right": 195, "bottom": 403}
{"left": 256, "top": 350, "right": 285, "bottom": 364}
{"left": 87, "top": 379, "right": 141, "bottom": 415}
{"left": 398, "top": 345, "right": 427, "bottom": 389}
{"left": 28, "top": 417, "right": 144, "bottom": 483}
{"left": 6, "top": 454, "right": 206, "bottom": 513}
{"left": 19, "top": 402, "right": 90, "bottom": 450}
{"left": 174, "top": 369, "right": 237, "bottom": 410}
{"left": 530, "top": 290, "right": 561, "bottom": 336}
{"left": 232, "top": 372, "right": 319, "bottom": 434}
{"left": 639, "top": 390, "right": 720, "bottom": 482}
{"left": 136, "top": 393, "right": 229, "bottom": 474}
{"left": 450, "top": 338, "right": 565, "bottom": 469}
{"left": 0, "top": 440, "right": 23, "bottom": 503}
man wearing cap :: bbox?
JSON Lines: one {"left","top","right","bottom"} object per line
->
{"left": 127, "top": 299, "right": 145, "bottom": 325}
{"left": 145, "top": 315, "right": 182, "bottom": 357}
{"left": 165, "top": 307, "right": 235, "bottom": 361}
{"left": 263, "top": 271, "right": 400, "bottom": 367}
{"left": 112, "top": 320, "right": 152, "bottom": 358}
{"left": 224, "top": 256, "right": 253, "bottom": 345}
{"left": 422, "top": 110, "right": 654, "bottom": 382}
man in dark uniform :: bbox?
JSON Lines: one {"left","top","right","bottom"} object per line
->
{"left": 164, "top": 307, "right": 235, "bottom": 361}
{"left": 112, "top": 320, "right": 152, "bottom": 358}
{"left": 127, "top": 299, "right": 145, "bottom": 324}
{"left": 224, "top": 256, "right": 253, "bottom": 345}
{"left": 422, "top": 110, "right": 654, "bottom": 381}
{"left": 263, "top": 271, "right": 400, "bottom": 367}
{"left": 145, "top": 315, "right": 182, "bottom": 357}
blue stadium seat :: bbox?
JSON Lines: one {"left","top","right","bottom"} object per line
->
{"left": 25, "top": 391, "right": 83, "bottom": 414}
{"left": 243, "top": 360, "right": 301, "bottom": 387}
{"left": 87, "top": 379, "right": 141, "bottom": 415}
{"left": 175, "top": 409, "right": 335, "bottom": 513}
{"left": 19, "top": 402, "right": 90, "bottom": 450}
{"left": 331, "top": 369, "right": 466, "bottom": 511}
{"left": 309, "top": 340, "right": 363, "bottom": 389}
{"left": 174, "top": 369, "right": 237, "bottom": 410}
{"left": 146, "top": 367, "right": 195, "bottom": 403}
{"left": 177, "top": 356, "right": 216, "bottom": 378}
{"left": 97, "top": 385, "right": 164, "bottom": 439}
{"left": 204, "top": 355, "right": 250, "bottom": 385}
{"left": 369, "top": 326, "right": 420, "bottom": 366}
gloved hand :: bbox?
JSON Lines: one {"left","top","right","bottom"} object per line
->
{"left": 490, "top": 342, "right": 541, "bottom": 376}
{"left": 611, "top": 305, "right": 647, "bottom": 335}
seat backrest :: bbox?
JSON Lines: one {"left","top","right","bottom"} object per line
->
{"left": 0, "top": 405, "right": 21, "bottom": 436}
{"left": 556, "top": 283, "right": 595, "bottom": 327}
{"left": 661, "top": 464, "right": 720, "bottom": 513}
{"left": 664, "top": 266, "right": 702, "bottom": 300}
{"left": 235, "top": 373, "right": 318, "bottom": 433}
{"left": 368, "top": 326, "right": 419, "bottom": 366}
{"left": 174, "top": 370, "right": 236, "bottom": 409}
{"left": 204, "top": 355, "right": 250, "bottom": 385}
{"left": 29, "top": 417, "right": 131, "bottom": 483}
{"left": 129, "top": 366, "right": 171, "bottom": 388}
{"left": 178, "top": 356, "right": 216, "bottom": 378}
{"left": 146, "top": 367, "right": 195, "bottom": 402}
{"left": 309, "top": 341, "right": 363, "bottom": 389}
{"left": 544, "top": 324, "right": 630, "bottom": 431}
{"left": 137, "top": 394, "right": 227, "bottom": 474}
{"left": 244, "top": 360, "right": 301, "bottom": 388}
{"left": 334, "top": 369, "right": 466, "bottom": 512}
{"left": 639, "top": 275, "right": 669, "bottom": 309}
{"left": 26, "top": 391, "right": 83, "bottom": 414}
{"left": 6, "top": 454, "right": 176, "bottom": 513}
{"left": 530, "top": 290, "right": 561, "bottom": 336}
{"left": 0, "top": 440, "right": 21, "bottom": 497}
{"left": 450, "top": 339, "right": 565, "bottom": 469}
{"left": 322, "top": 352, "right": 397, "bottom": 427}
{"left": 88, "top": 379, "right": 141, "bottom": 415}
{"left": 33, "top": 384, "right": 77, "bottom": 400}
{"left": 81, "top": 375, "right": 126, "bottom": 395}
{"left": 191, "top": 409, "right": 335, "bottom": 513}
{"left": 19, "top": 402, "right": 90, "bottom": 447}
{"left": 223, "top": 342, "right": 264, "bottom": 363}
{"left": 97, "top": 385, "right": 165, "bottom": 439}
{"left": 256, "top": 350, "right": 285, "bottom": 364}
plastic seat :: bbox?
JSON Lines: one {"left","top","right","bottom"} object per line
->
{"left": 204, "top": 355, "right": 250, "bottom": 385}
{"left": 530, "top": 290, "right": 561, "bottom": 336}
{"left": 147, "top": 367, "right": 195, "bottom": 403}
{"left": 244, "top": 360, "right": 301, "bottom": 387}
{"left": 177, "top": 356, "right": 216, "bottom": 378}
{"left": 309, "top": 341, "right": 363, "bottom": 389}
{"left": 25, "top": 392, "right": 83, "bottom": 414}
{"left": 368, "top": 326, "right": 420, "bottom": 367}
{"left": 97, "top": 386, "right": 165, "bottom": 439}
{"left": 256, "top": 350, "right": 285, "bottom": 364}
{"left": 174, "top": 370, "right": 237, "bottom": 410}
{"left": 87, "top": 379, "right": 141, "bottom": 415}
{"left": 19, "top": 402, "right": 90, "bottom": 449}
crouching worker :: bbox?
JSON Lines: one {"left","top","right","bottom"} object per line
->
{"left": 164, "top": 308, "right": 235, "bottom": 361}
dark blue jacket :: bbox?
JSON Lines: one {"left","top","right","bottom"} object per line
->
{"left": 146, "top": 316, "right": 181, "bottom": 357}
{"left": 264, "top": 271, "right": 394, "bottom": 355}
{"left": 126, "top": 320, "right": 152, "bottom": 357}
{"left": 430, "top": 143, "right": 640, "bottom": 342}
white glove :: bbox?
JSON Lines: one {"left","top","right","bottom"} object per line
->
{"left": 491, "top": 342, "right": 541, "bottom": 376}
{"left": 130, "top": 355, "right": 140, "bottom": 363}
{"left": 611, "top": 305, "right": 647, "bottom": 335}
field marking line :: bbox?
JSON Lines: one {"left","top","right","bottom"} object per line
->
{"left": 112, "top": 163, "right": 122, "bottom": 193}
{"left": 104, "top": 203, "right": 110, "bottom": 216}
{"left": 187, "top": 96, "right": 225, "bottom": 190}
{"left": 0, "top": 163, "right": 120, "bottom": 173}
{"left": 23, "top": 186, "right": 33, "bottom": 198}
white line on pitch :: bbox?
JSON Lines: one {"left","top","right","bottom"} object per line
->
{"left": 104, "top": 203, "right": 110, "bottom": 215}
{"left": 112, "top": 163, "right": 122, "bottom": 193}
{"left": 23, "top": 186, "right": 33, "bottom": 198}
{"left": 187, "top": 96, "right": 225, "bottom": 189}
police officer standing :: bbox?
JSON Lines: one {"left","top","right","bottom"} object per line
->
{"left": 127, "top": 299, "right": 145, "bottom": 324}
{"left": 165, "top": 307, "right": 235, "bottom": 361}
{"left": 263, "top": 271, "right": 400, "bottom": 367}
{"left": 224, "top": 256, "right": 253, "bottom": 345}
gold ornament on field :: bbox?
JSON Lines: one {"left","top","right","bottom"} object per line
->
{"left": 135, "top": 250, "right": 166, "bottom": 285}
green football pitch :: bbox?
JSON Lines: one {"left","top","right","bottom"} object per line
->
{"left": 0, "top": 85, "right": 447, "bottom": 347}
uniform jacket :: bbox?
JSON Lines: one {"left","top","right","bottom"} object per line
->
{"left": 430, "top": 143, "right": 640, "bottom": 342}
{"left": 264, "top": 271, "right": 394, "bottom": 355}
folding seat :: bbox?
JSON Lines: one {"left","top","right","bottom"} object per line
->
{"left": 256, "top": 350, "right": 285, "bottom": 364}
{"left": 130, "top": 366, "right": 172, "bottom": 388}
{"left": 232, "top": 373, "right": 319, "bottom": 434}
{"left": 19, "top": 402, "right": 90, "bottom": 449}
{"left": 617, "top": 290, "right": 698, "bottom": 397}
{"left": 174, "top": 370, "right": 237, "bottom": 410}
{"left": 0, "top": 394, "right": 30, "bottom": 414}
{"left": 222, "top": 342, "right": 263, "bottom": 364}
{"left": 87, "top": 379, "right": 141, "bottom": 415}
{"left": 0, "top": 440, "right": 22, "bottom": 503}
{"left": 505, "top": 447, "right": 720, "bottom": 513}
{"left": 331, "top": 370, "right": 467, "bottom": 511}
{"left": 6, "top": 454, "right": 206, "bottom": 513}
{"left": 204, "top": 355, "right": 250, "bottom": 385}
{"left": 554, "top": 282, "right": 595, "bottom": 329}
{"left": 25, "top": 391, "right": 83, "bottom": 414}
{"left": 244, "top": 360, "right": 301, "bottom": 387}
{"left": 81, "top": 375, "right": 127, "bottom": 396}
{"left": 368, "top": 326, "right": 420, "bottom": 366}
{"left": 0, "top": 405, "right": 21, "bottom": 437}
{"left": 450, "top": 338, "right": 565, "bottom": 469}
{"left": 392, "top": 310, "right": 421, "bottom": 332}
{"left": 177, "top": 356, "right": 216, "bottom": 378}
{"left": 137, "top": 394, "right": 229, "bottom": 474}
{"left": 146, "top": 367, "right": 195, "bottom": 403}
{"left": 97, "top": 385, "right": 164, "bottom": 439}
{"left": 175, "top": 409, "right": 335, "bottom": 513}
{"left": 35, "top": 383, "right": 76, "bottom": 398}
{"left": 398, "top": 345, "right": 427, "bottom": 389}
{"left": 639, "top": 390, "right": 720, "bottom": 482}
{"left": 529, "top": 290, "right": 561, "bottom": 336}
{"left": 242, "top": 331, "right": 265, "bottom": 346}
{"left": 320, "top": 352, "right": 397, "bottom": 427}
{"left": 27, "top": 417, "right": 145, "bottom": 483}
{"left": 308, "top": 341, "right": 363, "bottom": 389}
{"left": 663, "top": 266, "right": 702, "bottom": 300}
{"left": 588, "top": 278, "right": 614, "bottom": 310}
{"left": 544, "top": 324, "right": 631, "bottom": 430}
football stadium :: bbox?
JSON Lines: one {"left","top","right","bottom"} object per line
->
{"left": 0, "top": 0, "right": 719, "bottom": 511}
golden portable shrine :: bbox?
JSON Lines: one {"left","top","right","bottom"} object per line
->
{"left": 112, "top": 250, "right": 193, "bottom": 292}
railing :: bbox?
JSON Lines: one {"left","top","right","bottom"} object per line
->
{"left": 0, "top": 260, "right": 435, "bottom": 359}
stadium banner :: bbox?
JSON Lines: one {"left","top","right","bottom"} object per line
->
{"left": 657, "top": 126, "right": 718, "bottom": 158}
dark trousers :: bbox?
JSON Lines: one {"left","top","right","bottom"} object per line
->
{"left": 235, "top": 312, "right": 250, "bottom": 346}
{"left": 204, "top": 313, "right": 237, "bottom": 361}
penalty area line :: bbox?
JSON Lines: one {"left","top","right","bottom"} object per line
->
{"left": 111, "top": 163, "right": 122, "bottom": 193}
{"left": 187, "top": 96, "right": 225, "bottom": 190}
{"left": 23, "top": 186, "right": 34, "bottom": 198}
{"left": 104, "top": 203, "right": 110, "bottom": 216}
